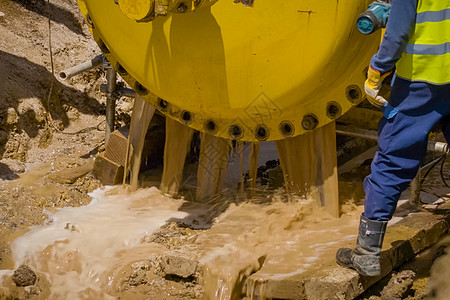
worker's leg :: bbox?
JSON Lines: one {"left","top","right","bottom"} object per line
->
{"left": 337, "top": 78, "right": 450, "bottom": 276}
{"left": 364, "top": 78, "right": 446, "bottom": 221}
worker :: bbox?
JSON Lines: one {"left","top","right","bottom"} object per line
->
{"left": 336, "top": 0, "right": 450, "bottom": 276}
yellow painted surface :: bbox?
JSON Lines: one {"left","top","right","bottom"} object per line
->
{"left": 119, "top": 0, "right": 155, "bottom": 21}
{"left": 78, "top": 0, "right": 380, "bottom": 141}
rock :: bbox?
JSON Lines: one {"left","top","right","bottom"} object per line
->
{"left": 48, "top": 163, "right": 93, "bottom": 184}
{"left": 427, "top": 244, "right": 450, "bottom": 300}
{"left": 380, "top": 270, "right": 415, "bottom": 300}
{"left": 1, "top": 158, "right": 26, "bottom": 174}
{"left": 0, "top": 12, "right": 5, "bottom": 18}
{"left": 12, "top": 265, "right": 37, "bottom": 287}
{"left": 147, "top": 222, "right": 198, "bottom": 248}
{"left": 128, "top": 261, "right": 150, "bottom": 286}
{"left": 267, "top": 165, "right": 284, "bottom": 188}
{"left": 6, "top": 108, "right": 18, "bottom": 125}
{"left": 24, "top": 285, "right": 42, "bottom": 296}
{"left": 160, "top": 251, "right": 198, "bottom": 278}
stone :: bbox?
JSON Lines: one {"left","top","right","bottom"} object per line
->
{"left": 6, "top": 108, "right": 18, "bottom": 125}
{"left": 267, "top": 165, "right": 284, "bottom": 189}
{"left": 0, "top": 12, "right": 5, "bottom": 18}
{"left": 380, "top": 270, "right": 415, "bottom": 300}
{"left": 48, "top": 162, "right": 93, "bottom": 184}
{"left": 129, "top": 261, "right": 150, "bottom": 286}
{"left": 12, "top": 265, "right": 37, "bottom": 287}
{"left": 160, "top": 251, "right": 198, "bottom": 278}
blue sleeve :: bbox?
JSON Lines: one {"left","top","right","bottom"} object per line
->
{"left": 370, "top": 0, "right": 418, "bottom": 73}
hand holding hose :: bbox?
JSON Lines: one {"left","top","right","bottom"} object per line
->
{"left": 364, "top": 66, "right": 393, "bottom": 107}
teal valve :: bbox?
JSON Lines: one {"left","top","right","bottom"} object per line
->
{"left": 357, "top": 1, "right": 391, "bottom": 34}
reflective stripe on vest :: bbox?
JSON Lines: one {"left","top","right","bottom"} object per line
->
{"left": 396, "top": 0, "right": 450, "bottom": 84}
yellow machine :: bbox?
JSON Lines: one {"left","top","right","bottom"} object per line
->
{"left": 77, "top": 0, "right": 380, "bottom": 142}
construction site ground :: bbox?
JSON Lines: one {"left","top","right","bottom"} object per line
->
{"left": 1, "top": 0, "right": 450, "bottom": 299}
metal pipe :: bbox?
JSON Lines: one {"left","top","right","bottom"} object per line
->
{"left": 337, "top": 125, "right": 449, "bottom": 206}
{"left": 336, "top": 125, "right": 449, "bottom": 153}
{"left": 336, "top": 125, "right": 378, "bottom": 141}
{"left": 59, "top": 54, "right": 103, "bottom": 80}
{"left": 105, "top": 68, "right": 117, "bottom": 143}
{"left": 427, "top": 141, "right": 448, "bottom": 153}
{"left": 100, "top": 84, "right": 136, "bottom": 98}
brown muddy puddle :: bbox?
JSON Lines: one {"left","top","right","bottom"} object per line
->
{"left": 2, "top": 149, "right": 447, "bottom": 299}
{"left": 0, "top": 181, "right": 422, "bottom": 300}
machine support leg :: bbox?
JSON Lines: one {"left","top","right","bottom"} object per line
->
{"left": 105, "top": 67, "right": 117, "bottom": 143}
{"left": 409, "top": 170, "right": 421, "bottom": 206}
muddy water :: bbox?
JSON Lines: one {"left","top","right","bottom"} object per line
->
{"left": 125, "top": 95, "right": 156, "bottom": 191}
{"left": 1, "top": 105, "right": 357, "bottom": 299}
{"left": 276, "top": 122, "right": 339, "bottom": 217}
{"left": 195, "top": 195, "right": 362, "bottom": 299}
{"left": 248, "top": 142, "right": 260, "bottom": 192}
{"left": 0, "top": 187, "right": 188, "bottom": 299}
{"left": 196, "top": 133, "right": 231, "bottom": 201}
{"left": 160, "top": 117, "right": 194, "bottom": 196}
{"left": 0, "top": 185, "right": 363, "bottom": 300}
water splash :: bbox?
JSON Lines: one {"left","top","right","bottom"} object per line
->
{"left": 6, "top": 186, "right": 188, "bottom": 299}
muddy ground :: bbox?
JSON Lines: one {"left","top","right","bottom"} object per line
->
{"left": 0, "top": 0, "right": 100, "bottom": 259}
{"left": 1, "top": 0, "right": 450, "bottom": 299}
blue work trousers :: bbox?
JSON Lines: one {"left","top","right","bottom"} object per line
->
{"left": 364, "top": 77, "right": 450, "bottom": 221}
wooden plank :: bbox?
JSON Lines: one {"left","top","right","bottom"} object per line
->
{"left": 93, "top": 152, "right": 124, "bottom": 185}
{"left": 104, "top": 127, "right": 129, "bottom": 166}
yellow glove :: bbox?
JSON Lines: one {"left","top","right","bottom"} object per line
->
{"left": 364, "top": 66, "right": 393, "bottom": 107}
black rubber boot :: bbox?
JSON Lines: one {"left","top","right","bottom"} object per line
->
{"left": 336, "top": 215, "right": 387, "bottom": 276}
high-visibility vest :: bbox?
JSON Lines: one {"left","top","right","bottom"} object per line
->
{"left": 396, "top": 0, "right": 450, "bottom": 84}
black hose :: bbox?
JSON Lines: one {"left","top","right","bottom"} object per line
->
{"left": 419, "top": 153, "right": 449, "bottom": 204}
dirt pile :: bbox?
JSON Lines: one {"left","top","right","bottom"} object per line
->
{"left": 0, "top": 0, "right": 104, "bottom": 162}
{"left": 0, "top": 0, "right": 108, "bottom": 272}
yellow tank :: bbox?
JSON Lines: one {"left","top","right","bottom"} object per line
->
{"left": 77, "top": 0, "right": 380, "bottom": 141}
